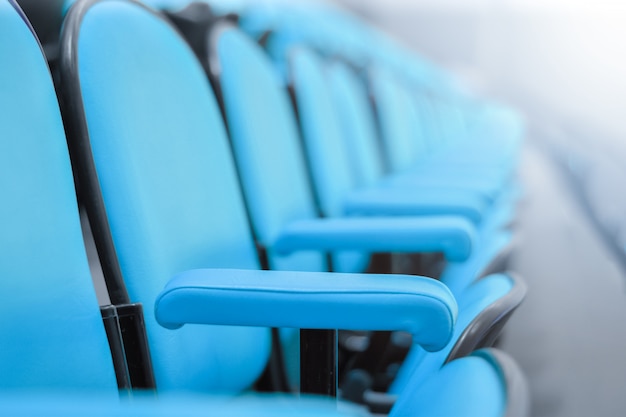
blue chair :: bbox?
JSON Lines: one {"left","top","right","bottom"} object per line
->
{"left": 0, "top": 1, "right": 527, "bottom": 416}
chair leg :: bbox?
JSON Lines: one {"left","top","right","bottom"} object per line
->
{"left": 300, "top": 329, "right": 337, "bottom": 397}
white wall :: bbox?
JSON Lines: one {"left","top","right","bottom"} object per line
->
{"left": 336, "top": 0, "right": 626, "bottom": 146}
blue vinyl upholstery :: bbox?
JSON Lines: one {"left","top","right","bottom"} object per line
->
{"left": 156, "top": 269, "right": 456, "bottom": 352}
{"left": 390, "top": 352, "right": 506, "bottom": 417}
{"left": 0, "top": 0, "right": 117, "bottom": 392}
{"left": 74, "top": 0, "right": 270, "bottom": 392}
{"left": 0, "top": 393, "right": 369, "bottom": 417}
{"left": 217, "top": 26, "right": 327, "bottom": 273}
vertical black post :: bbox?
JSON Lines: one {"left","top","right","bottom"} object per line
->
{"left": 300, "top": 329, "right": 337, "bottom": 397}
{"left": 100, "top": 305, "right": 131, "bottom": 393}
{"left": 116, "top": 303, "right": 157, "bottom": 390}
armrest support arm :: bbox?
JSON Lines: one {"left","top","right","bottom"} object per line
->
{"left": 271, "top": 217, "right": 476, "bottom": 262}
{"left": 155, "top": 268, "right": 457, "bottom": 352}
{"left": 344, "top": 188, "right": 489, "bottom": 224}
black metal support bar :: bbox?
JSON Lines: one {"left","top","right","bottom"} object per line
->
{"left": 300, "top": 329, "right": 337, "bottom": 397}
{"left": 116, "top": 303, "right": 157, "bottom": 390}
{"left": 100, "top": 305, "right": 131, "bottom": 393}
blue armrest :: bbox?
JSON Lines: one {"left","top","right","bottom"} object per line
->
{"left": 271, "top": 217, "right": 476, "bottom": 262}
{"left": 343, "top": 187, "right": 489, "bottom": 224}
{"left": 155, "top": 268, "right": 457, "bottom": 352}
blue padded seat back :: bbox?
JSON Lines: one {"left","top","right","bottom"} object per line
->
{"left": 0, "top": 0, "right": 117, "bottom": 392}
{"left": 411, "top": 94, "right": 440, "bottom": 154}
{"left": 73, "top": 0, "right": 270, "bottom": 392}
{"left": 217, "top": 27, "right": 327, "bottom": 272}
{"left": 369, "top": 67, "right": 425, "bottom": 173}
{"left": 390, "top": 354, "right": 506, "bottom": 417}
{"left": 288, "top": 48, "right": 355, "bottom": 219}
{"left": 287, "top": 48, "right": 369, "bottom": 273}
{"left": 431, "top": 97, "right": 465, "bottom": 148}
{"left": 403, "top": 88, "right": 438, "bottom": 159}
{"left": 326, "top": 60, "right": 385, "bottom": 188}
{"left": 430, "top": 98, "right": 454, "bottom": 146}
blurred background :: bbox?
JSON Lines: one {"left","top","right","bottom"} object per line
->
{"left": 331, "top": 1, "right": 626, "bottom": 416}
{"left": 338, "top": 0, "right": 626, "bottom": 144}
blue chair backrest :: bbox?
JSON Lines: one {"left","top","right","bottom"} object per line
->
{"left": 0, "top": 0, "right": 117, "bottom": 392}
{"left": 216, "top": 26, "right": 328, "bottom": 273}
{"left": 306, "top": 57, "right": 441, "bottom": 194}
{"left": 62, "top": 0, "right": 270, "bottom": 393}
{"left": 430, "top": 97, "right": 459, "bottom": 147}
{"left": 325, "top": 60, "right": 385, "bottom": 188}
{"left": 288, "top": 49, "right": 356, "bottom": 219}
{"left": 286, "top": 48, "right": 374, "bottom": 272}
{"left": 369, "top": 66, "right": 427, "bottom": 174}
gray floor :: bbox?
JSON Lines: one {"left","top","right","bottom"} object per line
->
{"left": 500, "top": 145, "right": 626, "bottom": 417}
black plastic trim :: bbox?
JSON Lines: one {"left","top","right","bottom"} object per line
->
{"left": 57, "top": 0, "right": 182, "bottom": 390}
{"left": 446, "top": 272, "right": 527, "bottom": 362}
{"left": 300, "top": 329, "right": 337, "bottom": 397}
{"left": 116, "top": 303, "right": 156, "bottom": 389}
{"left": 100, "top": 305, "right": 132, "bottom": 392}
{"left": 58, "top": 0, "right": 130, "bottom": 306}
{"left": 163, "top": 2, "right": 214, "bottom": 67}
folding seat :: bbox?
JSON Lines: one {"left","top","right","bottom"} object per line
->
{"left": 0, "top": 1, "right": 527, "bottom": 416}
